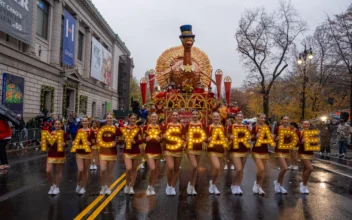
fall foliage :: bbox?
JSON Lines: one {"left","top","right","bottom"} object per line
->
{"left": 237, "top": 2, "right": 352, "bottom": 122}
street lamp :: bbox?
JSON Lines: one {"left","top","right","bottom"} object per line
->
{"left": 320, "top": 116, "right": 327, "bottom": 122}
{"left": 297, "top": 46, "right": 313, "bottom": 121}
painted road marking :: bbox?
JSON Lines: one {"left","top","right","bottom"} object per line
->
{"left": 74, "top": 165, "right": 142, "bottom": 219}
{"left": 87, "top": 180, "right": 127, "bottom": 220}
{"left": 82, "top": 165, "right": 142, "bottom": 219}
{"left": 73, "top": 173, "right": 126, "bottom": 220}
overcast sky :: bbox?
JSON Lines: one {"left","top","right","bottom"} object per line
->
{"left": 91, "top": 0, "right": 351, "bottom": 87}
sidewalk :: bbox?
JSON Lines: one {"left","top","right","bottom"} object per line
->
{"left": 314, "top": 152, "right": 352, "bottom": 168}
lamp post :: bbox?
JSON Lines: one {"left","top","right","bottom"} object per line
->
{"left": 297, "top": 46, "right": 313, "bottom": 121}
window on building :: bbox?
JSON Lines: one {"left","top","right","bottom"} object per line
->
{"left": 36, "top": 0, "right": 49, "bottom": 39}
{"left": 77, "top": 32, "right": 84, "bottom": 61}
{"left": 102, "top": 103, "right": 105, "bottom": 118}
{"left": 92, "top": 102, "right": 96, "bottom": 118}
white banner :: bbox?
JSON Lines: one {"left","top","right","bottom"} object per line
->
{"left": 90, "top": 38, "right": 112, "bottom": 86}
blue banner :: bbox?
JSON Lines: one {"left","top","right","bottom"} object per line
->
{"left": 2, "top": 73, "right": 24, "bottom": 115}
{"left": 62, "top": 10, "right": 76, "bottom": 66}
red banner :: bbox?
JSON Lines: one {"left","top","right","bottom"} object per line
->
{"left": 149, "top": 70, "right": 155, "bottom": 97}
{"left": 165, "top": 110, "right": 208, "bottom": 126}
{"left": 215, "top": 70, "right": 223, "bottom": 99}
{"left": 140, "top": 78, "right": 147, "bottom": 105}
{"left": 224, "top": 76, "right": 232, "bottom": 105}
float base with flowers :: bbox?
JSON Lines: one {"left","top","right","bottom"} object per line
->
{"left": 139, "top": 25, "right": 232, "bottom": 125}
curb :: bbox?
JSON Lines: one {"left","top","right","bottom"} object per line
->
{"left": 6, "top": 146, "right": 39, "bottom": 154}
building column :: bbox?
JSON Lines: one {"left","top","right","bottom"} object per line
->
{"left": 111, "top": 40, "right": 116, "bottom": 85}
{"left": 111, "top": 40, "right": 118, "bottom": 103}
{"left": 59, "top": 76, "right": 67, "bottom": 118}
{"left": 74, "top": 15, "right": 80, "bottom": 66}
{"left": 50, "top": 0, "right": 63, "bottom": 67}
{"left": 24, "top": 0, "right": 38, "bottom": 55}
{"left": 83, "top": 28, "right": 92, "bottom": 78}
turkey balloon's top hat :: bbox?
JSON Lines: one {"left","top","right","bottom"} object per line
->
{"left": 179, "top": 24, "right": 195, "bottom": 38}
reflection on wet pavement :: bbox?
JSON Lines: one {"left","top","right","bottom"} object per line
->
{"left": 0, "top": 150, "right": 352, "bottom": 220}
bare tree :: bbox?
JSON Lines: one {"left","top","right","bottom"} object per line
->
{"left": 326, "top": 4, "right": 352, "bottom": 123}
{"left": 235, "top": 0, "right": 307, "bottom": 115}
{"left": 299, "top": 23, "right": 341, "bottom": 112}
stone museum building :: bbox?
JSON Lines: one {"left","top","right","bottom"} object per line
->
{"left": 0, "top": 0, "right": 133, "bottom": 121}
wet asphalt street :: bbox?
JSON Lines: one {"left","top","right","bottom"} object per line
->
{"left": 0, "top": 149, "right": 352, "bottom": 220}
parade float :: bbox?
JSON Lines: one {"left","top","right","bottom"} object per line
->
{"left": 139, "top": 25, "right": 235, "bottom": 125}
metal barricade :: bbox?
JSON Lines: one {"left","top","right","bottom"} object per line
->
{"left": 7, "top": 128, "right": 41, "bottom": 150}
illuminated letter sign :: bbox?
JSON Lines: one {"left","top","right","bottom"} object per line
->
{"left": 187, "top": 127, "right": 206, "bottom": 149}
{"left": 232, "top": 127, "right": 251, "bottom": 149}
{"left": 71, "top": 130, "right": 91, "bottom": 153}
{"left": 165, "top": 127, "right": 182, "bottom": 150}
{"left": 41, "top": 130, "right": 64, "bottom": 152}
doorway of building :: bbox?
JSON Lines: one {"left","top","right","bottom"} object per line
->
{"left": 65, "top": 89, "right": 75, "bottom": 117}
{"left": 43, "top": 91, "right": 52, "bottom": 113}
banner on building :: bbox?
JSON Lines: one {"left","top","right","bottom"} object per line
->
{"left": 91, "top": 38, "right": 112, "bottom": 86}
{"left": 0, "top": 0, "right": 33, "bottom": 44}
{"left": 106, "top": 102, "right": 111, "bottom": 113}
{"left": 1, "top": 73, "right": 24, "bottom": 115}
{"left": 62, "top": 10, "right": 76, "bottom": 66}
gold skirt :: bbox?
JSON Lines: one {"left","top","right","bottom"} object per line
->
{"left": 230, "top": 152, "right": 249, "bottom": 158}
{"left": 298, "top": 154, "right": 313, "bottom": 160}
{"left": 164, "top": 150, "right": 183, "bottom": 158}
{"left": 91, "top": 145, "right": 100, "bottom": 150}
{"left": 99, "top": 154, "right": 117, "bottom": 161}
{"left": 76, "top": 153, "right": 92, "bottom": 160}
{"left": 187, "top": 149, "right": 202, "bottom": 156}
{"left": 252, "top": 153, "right": 270, "bottom": 160}
{"left": 207, "top": 151, "right": 224, "bottom": 158}
{"left": 145, "top": 153, "right": 163, "bottom": 160}
{"left": 47, "top": 157, "right": 65, "bottom": 164}
{"left": 123, "top": 153, "right": 142, "bottom": 160}
{"left": 274, "top": 152, "right": 289, "bottom": 159}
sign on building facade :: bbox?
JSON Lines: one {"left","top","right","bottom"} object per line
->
{"left": 1, "top": 73, "right": 25, "bottom": 115}
{"left": 61, "top": 10, "right": 76, "bottom": 66}
{"left": 0, "top": 0, "right": 33, "bottom": 44}
{"left": 91, "top": 38, "right": 112, "bottom": 86}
